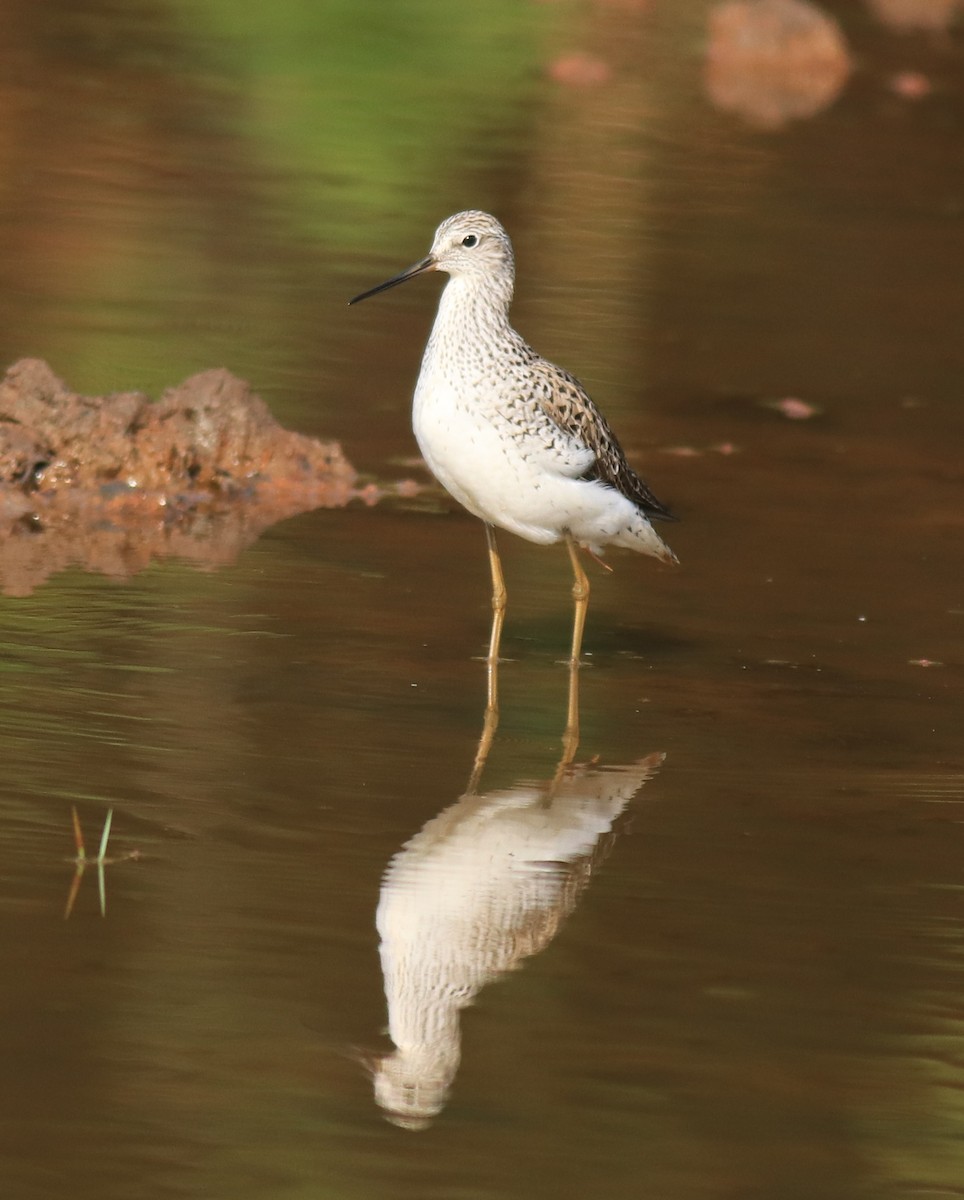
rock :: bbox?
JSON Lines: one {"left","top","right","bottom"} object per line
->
{"left": 705, "top": 0, "right": 853, "bottom": 129}
{"left": 547, "top": 53, "right": 613, "bottom": 87}
{"left": 0, "top": 358, "right": 353, "bottom": 498}
{"left": 0, "top": 357, "right": 416, "bottom": 595}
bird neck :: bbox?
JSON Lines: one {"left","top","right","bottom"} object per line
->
{"left": 432, "top": 273, "right": 514, "bottom": 345}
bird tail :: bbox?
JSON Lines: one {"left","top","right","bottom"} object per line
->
{"left": 617, "top": 516, "right": 678, "bottom": 564}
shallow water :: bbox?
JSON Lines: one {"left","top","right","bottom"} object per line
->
{"left": 1, "top": 2, "right": 963, "bottom": 1198}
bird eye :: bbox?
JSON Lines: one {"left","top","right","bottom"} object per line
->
{"left": 461, "top": 234, "right": 478, "bottom": 248}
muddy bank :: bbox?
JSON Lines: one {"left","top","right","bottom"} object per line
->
{"left": 0, "top": 359, "right": 401, "bottom": 595}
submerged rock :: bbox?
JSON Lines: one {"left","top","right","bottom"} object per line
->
{"left": 705, "top": 0, "right": 853, "bottom": 129}
{"left": 0, "top": 358, "right": 398, "bottom": 595}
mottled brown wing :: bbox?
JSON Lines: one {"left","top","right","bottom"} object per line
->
{"left": 532, "top": 361, "right": 675, "bottom": 521}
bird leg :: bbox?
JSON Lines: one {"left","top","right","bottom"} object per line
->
{"left": 559, "top": 542, "right": 583, "bottom": 779}
{"left": 465, "top": 524, "right": 507, "bottom": 794}
{"left": 565, "top": 532, "right": 590, "bottom": 670}
{"left": 484, "top": 522, "right": 507, "bottom": 675}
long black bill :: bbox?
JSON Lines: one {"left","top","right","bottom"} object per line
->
{"left": 348, "top": 256, "right": 436, "bottom": 305}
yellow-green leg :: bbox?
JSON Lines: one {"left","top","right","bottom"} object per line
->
{"left": 565, "top": 532, "right": 590, "bottom": 670}
{"left": 562, "top": 533, "right": 589, "bottom": 761}
{"left": 467, "top": 524, "right": 508, "bottom": 794}
{"left": 485, "top": 522, "right": 507, "bottom": 674}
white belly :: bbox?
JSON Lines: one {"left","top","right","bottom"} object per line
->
{"left": 411, "top": 351, "right": 674, "bottom": 562}
{"left": 414, "top": 385, "right": 541, "bottom": 536}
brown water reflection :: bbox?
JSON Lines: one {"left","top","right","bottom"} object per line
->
{"left": 372, "top": 663, "right": 664, "bottom": 1129}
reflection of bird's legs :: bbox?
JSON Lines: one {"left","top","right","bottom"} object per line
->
{"left": 548, "top": 653, "right": 581, "bottom": 796}
{"left": 565, "top": 533, "right": 590, "bottom": 669}
{"left": 467, "top": 697, "right": 499, "bottom": 795}
{"left": 560, "top": 653, "right": 581, "bottom": 774}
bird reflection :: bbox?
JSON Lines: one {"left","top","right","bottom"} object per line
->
{"left": 369, "top": 658, "right": 664, "bottom": 1128}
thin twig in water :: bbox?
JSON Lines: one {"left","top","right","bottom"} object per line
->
{"left": 64, "top": 807, "right": 138, "bottom": 919}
